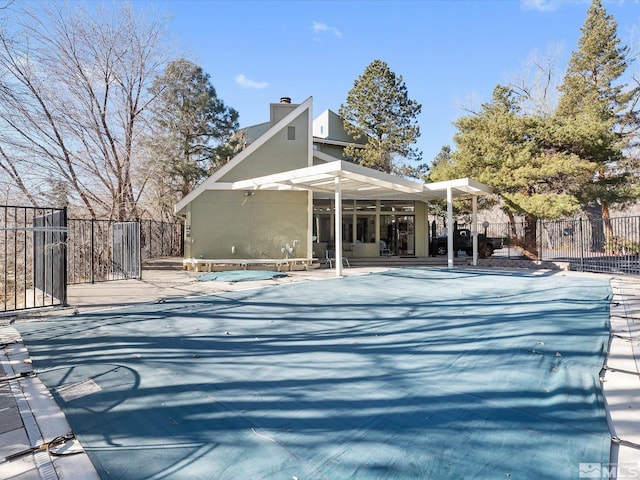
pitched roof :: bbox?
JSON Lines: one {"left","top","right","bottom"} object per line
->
{"left": 175, "top": 97, "right": 313, "bottom": 213}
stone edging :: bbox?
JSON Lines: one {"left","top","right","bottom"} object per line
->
{"left": 477, "top": 258, "right": 571, "bottom": 271}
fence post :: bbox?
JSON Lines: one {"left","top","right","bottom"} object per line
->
{"left": 61, "top": 207, "right": 68, "bottom": 306}
{"left": 579, "top": 218, "right": 585, "bottom": 272}
{"left": 90, "top": 219, "right": 95, "bottom": 284}
{"left": 537, "top": 219, "right": 542, "bottom": 261}
{"left": 180, "top": 223, "right": 185, "bottom": 256}
{"left": 138, "top": 218, "right": 143, "bottom": 280}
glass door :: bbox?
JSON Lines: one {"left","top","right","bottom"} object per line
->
{"left": 380, "top": 215, "right": 415, "bottom": 256}
{"left": 397, "top": 216, "right": 415, "bottom": 256}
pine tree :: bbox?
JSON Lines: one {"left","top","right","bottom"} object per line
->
{"left": 441, "top": 85, "right": 594, "bottom": 258}
{"left": 555, "top": 0, "right": 639, "bottom": 246}
{"left": 338, "top": 59, "right": 422, "bottom": 173}
{"left": 145, "top": 59, "right": 239, "bottom": 219}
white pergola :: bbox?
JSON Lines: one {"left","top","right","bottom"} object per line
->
{"left": 227, "top": 160, "right": 492, "bottom": 276}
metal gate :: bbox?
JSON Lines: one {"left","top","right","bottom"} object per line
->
{"left": 112, "top": 221, "right": 141, "bottom": 280}
{"left": 2, "top": 206, "right": 67, "bottom": 312}
{"left": 33, "top": 209, "right": 67, "bottom": 304}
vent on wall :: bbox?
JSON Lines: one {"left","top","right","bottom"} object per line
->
{"left": 287, "top": 126, "right": 295, "bottom": 140}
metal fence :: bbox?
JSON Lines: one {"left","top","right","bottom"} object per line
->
{"left": 431, "top": 215, "right": 640, "bottom": 275}
{"left": 476, "top": 216, "right": 640, "bottom": 275}
{"left": 1, "top": 205, "right": 67, "bottom": 312}
{"left": 2, "top": 207, "right": 184, "bottom": 312}
{"left": 539, "top": 216, "right": 640, "bottom": 275}
{"left": 67, "top": 218, "right": 183, "bottom": 284}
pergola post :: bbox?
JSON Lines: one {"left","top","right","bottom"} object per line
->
{"left": 307, "top": 190, "right": 314, "bottom": 263}
{"left": 472, "top": 195, "right": 478, "bottom": 266}
{"left": 447, "top": 186, "right": 453, "bottom": 269}
{"left": 334, "top": 176, "right": 343, "bottom": 277}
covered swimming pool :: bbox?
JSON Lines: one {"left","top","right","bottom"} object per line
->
{"left": 16, "top": 268, "right": 612, "bottom": 479}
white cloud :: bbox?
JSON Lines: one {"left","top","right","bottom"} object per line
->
{"left": 234, "top": 74, "right": 269, "bottom": 89}
{"left": 312, "top": 21, "right": 342, "bottom": 38}
{"left": 520, "top": 0, "right": 560, "bottom": 12}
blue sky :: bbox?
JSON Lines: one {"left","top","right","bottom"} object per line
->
{"left": 153, "top": 0, "right": 640, "bottom": 165}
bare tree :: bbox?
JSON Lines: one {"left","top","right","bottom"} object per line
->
{"left": 507, "top": 42, "right": 563, "bottom": 116}
{"left": 0, "top": 1, "right": 168, "bottom": 219}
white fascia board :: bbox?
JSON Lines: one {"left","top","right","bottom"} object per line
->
{"left": 229, "top": 160, "right": 430, "bottom": 199}
{"left": 174, "top": 97, "right": 314, "bottom": 213}
{"left": 231, "top": 161, "right": 341, "bottom": 191}
{"left": 336, "top": 160, "right": 426, "bottom": 192}
{"left": 424, "top": 177, "right": 492, "bottom": 196}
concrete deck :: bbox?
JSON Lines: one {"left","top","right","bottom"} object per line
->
{"left": 1, "top": 259, "right": 638, "bottom": 478}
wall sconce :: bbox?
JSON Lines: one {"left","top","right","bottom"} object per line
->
{"left": 241, "top": 190, "right": 255, "bottom": 206}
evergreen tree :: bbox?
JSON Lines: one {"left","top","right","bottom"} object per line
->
{"left": 555, "top": 0, "right": 639, "bottom": 244}
{"left": 441, "top": 85, "right": 594, "bottom": 258}
{"left": 146, "top": 59, "right": 239, "bottom": 219}
{"left": 338, "top": 59, "right": 422, "bottom": 173}
{"left": 427, "top": 145, "right": 453, "bottom": 182}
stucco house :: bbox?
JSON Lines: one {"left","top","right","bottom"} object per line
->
{"left": 174, "top": 96, "right": 491, "bottom": 274}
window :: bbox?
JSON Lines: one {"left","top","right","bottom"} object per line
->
{"left": 342, "top": 216, "right": 353, "bottom": 242}
{"left": 356, "top": 215, "right": 376, "bottom": 243}
{"left": 342, "top": 200, "right": 355, "bottom": 212}
{"left": 356, "top": 200, "right": 376, "bottom": 211}
{"left": 287, "top": 126, "right": 295, "bottom": 140}
{"left": 313, "top": 199, "right": 332, "bottom": 214}
{"left": 313, "top": 200, "right": 332, "bottom": 243}
{"left": 380, "top": 200, "right": 415, "bottom": 212}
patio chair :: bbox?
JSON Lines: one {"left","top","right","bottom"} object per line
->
{"left": 325, "top": 249, "right": 350, "bottom": 269}
{"left": 379, "top": 240, "right": 392, "bottom": 257}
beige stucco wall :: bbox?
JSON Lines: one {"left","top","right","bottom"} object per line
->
{"left": 414, "top": 201, "right": 427, "bottom": 257}
{"left": 220, "top": 109, "right": 310, "bottom": 182}
{"left": 313, "top": 143, "right": 345, "bottom": 160}
{"left": 186, "top": 190, "right": 309, "bottom": 259}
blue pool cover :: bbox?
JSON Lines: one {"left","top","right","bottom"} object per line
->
{"left": 17, "top": 268, "right": 612, "bottom": 479}
{"left": 196, "top": 270, "right": 288, "bottom": 282}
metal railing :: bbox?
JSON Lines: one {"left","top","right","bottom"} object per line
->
{"left": 445, "top": 216, "right": 640, "bottom": 275}
{"left": 67, "top": 218, "right": 183, "bottom": 284}
{"left": 2, "top": 208, "right": 184, "bottom": 312}
{"left": 539, "top": 216, "right": 640, "bottom": 275}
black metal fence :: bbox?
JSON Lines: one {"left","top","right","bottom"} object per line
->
{"left": 1, "top": 205, "right": 67, "bottom": 312}
{"left": 539, "top": 216, "right": 640, "bottom": 275}
{"left": 67, "top": 218, "right": 183, "bottom": 284}
{"left": 474, "top": 216, "right": 640, "bottom": 275}
{"left": 2, "top": 206, "right": 184, "bottom": 312}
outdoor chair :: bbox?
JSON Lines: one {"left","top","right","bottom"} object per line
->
{"left": 325, "top": 249, "right": 350, "bottom": 269}
{"left": 379, "top": 240, "right": 392, "bottom": 257}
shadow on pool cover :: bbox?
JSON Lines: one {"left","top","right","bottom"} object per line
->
{"left": 17, "top": 268, "right": 612, "bottom": 479}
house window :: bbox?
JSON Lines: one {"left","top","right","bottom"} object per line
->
{"left": 380, "top": 200, "right": 415, "bottom": 212}
{"left": 287, "top": 126, "right": 295, "bottom": 140}
{"left": 356, "top": 215, "right": 376, "bottom": 243}
{"left": 355, "top": 200, "right": 376, "bottom": 212}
